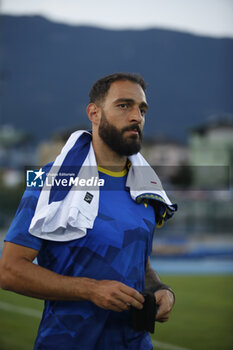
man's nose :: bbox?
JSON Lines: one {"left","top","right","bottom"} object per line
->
{"left": 129, "top": 106, "right": 143, "bottom": 123}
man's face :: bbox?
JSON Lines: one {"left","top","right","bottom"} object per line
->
{"left": 98, "top": 80, "right": 148, "bottom": 156}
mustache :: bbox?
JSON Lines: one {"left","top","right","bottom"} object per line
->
{"left": 122, "top": 124, "right": 142, "bottom": 136}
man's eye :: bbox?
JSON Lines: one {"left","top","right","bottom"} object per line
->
{"left": 118, "top": 104, "right": 128, "bottom": 109}
{"left": 140, "top": 109, "right": 146, "bottom": 116}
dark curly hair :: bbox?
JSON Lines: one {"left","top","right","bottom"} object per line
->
{"left": 89, "top": 72, "right": 147, "bottom": 104}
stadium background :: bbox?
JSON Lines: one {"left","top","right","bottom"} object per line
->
{"left": 0, "top": 1, "right": 233, "bottom": 349}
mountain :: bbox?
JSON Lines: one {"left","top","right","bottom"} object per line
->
{"left": 1, "top": 15, "right": 233, "bottom": 142}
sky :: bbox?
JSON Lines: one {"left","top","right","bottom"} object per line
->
{"left": 1, "top": 0, "right": 233, "bottom": 38}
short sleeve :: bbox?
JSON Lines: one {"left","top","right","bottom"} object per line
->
{"left": 4, "top": 187, "right": 43, "bottom": 251}
{"left": 4, "top": 162, "right": 54, "bottom": 250}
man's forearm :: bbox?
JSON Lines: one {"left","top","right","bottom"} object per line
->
{"left": 145, "top": 260, "right": 163, "bottom": 292}
{"left": 0, "top": 242, "right": 145, "bottom": 312}
{"left": 0, "top": 256, "right": 96, "bottom": 301}
{"left": 145, "top": 259, "right": 175, "bottom": 301}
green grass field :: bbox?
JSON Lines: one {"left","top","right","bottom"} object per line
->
{"left": 0, "top": 275, "right": 233, "bottom": 350}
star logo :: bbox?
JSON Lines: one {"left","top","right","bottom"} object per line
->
{"left": 33, "top": 168, "right": 45, "bottom": 181}
{"left": 26, "top": 168, "right": 45, "bottom": 187}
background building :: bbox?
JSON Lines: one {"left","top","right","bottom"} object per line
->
{"left": 189, "top": 115, "right": 233, "bottom": 188}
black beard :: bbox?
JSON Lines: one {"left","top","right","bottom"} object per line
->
{"left": 98, "top": 110, "right": 142, "bottom": 156}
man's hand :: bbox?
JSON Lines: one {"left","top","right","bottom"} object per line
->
{"left": 89, "top": 280, "right": 145, "bottom": 312}
{"left": 154, "top": 289, "right": 175, "bottom": 322}
{"left": 0, "top": 243, "right": 143, "bottom": 308}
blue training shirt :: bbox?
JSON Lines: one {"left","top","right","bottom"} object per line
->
{"left": 5, "top": 166, "right": 156, "bottom": 350}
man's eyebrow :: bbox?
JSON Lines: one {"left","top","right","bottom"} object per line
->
{"left": 114, "top": 98, "right": 149, "bottom": 110}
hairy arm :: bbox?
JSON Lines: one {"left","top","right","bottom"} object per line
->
{"left": 145, "top": 258, "right": 163, "bottom": 291}
{"left": 145, "top": 258, "right": 175, "bottom": 322}
{"left": 0, "top": 242, "right": 144, "bottom": 312}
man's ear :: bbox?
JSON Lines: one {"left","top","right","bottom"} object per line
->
{"left": 86, "top": 103, "right": 101, "bottom": 125}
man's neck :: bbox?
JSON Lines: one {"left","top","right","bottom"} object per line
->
{"left": 92, "top": 134, "right": 127, "bottom": 172}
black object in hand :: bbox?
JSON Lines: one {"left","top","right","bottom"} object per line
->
{"left": 130, "top": 291, "right": 157, "bottom": 333}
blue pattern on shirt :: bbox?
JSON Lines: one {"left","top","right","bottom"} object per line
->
{"left": 5, "top": 169, "right": 155, "bottom": 350}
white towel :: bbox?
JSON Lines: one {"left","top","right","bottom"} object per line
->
{"left": 29, "top": 130, "right": 176, "bottom": 241}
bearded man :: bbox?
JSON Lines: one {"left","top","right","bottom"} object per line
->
{"left": 0, "top": 73, "right": 176, "bottom": 350}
